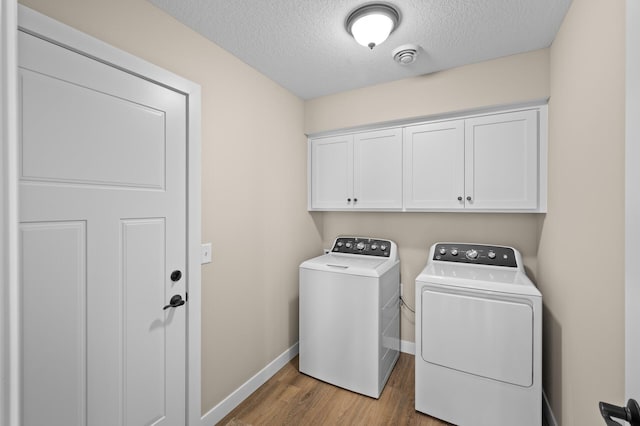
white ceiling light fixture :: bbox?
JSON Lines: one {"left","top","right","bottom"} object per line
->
{"left": 346, "top": 3, "right": 400, "bottom": 50}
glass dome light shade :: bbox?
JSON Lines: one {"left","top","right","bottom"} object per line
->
{"left": 346, "top": 4, "right": 400, "bottom": 49}
{"left": 351, "top": 14, "right": 394, "bottom": 49}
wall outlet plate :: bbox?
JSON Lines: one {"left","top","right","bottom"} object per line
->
{"left": 201, "top": 243, "right": 212, "bottom": 264}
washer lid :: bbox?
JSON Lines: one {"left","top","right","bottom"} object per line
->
{"left": 300, "top": 253, "right": 396, "bottom": 277}
{"left": 416, "top": 262, "right": 541, "bottom": 297}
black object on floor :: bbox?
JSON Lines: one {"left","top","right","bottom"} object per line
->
{"left": 599, "top": 398, "right": 640, "bottom": 426}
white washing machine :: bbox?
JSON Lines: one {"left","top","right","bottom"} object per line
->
{"left": 299, "top": 236, "right": 400, "bottom": 398}
{"left": 415, "top": 243, "right": 542, "bottom": 426}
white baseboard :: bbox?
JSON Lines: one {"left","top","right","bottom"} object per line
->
{"left": 400, "top": 339, "right": 415, "bottom": 355}
{"left": 542, "top": 389, "right": 558, "bottom": 426}
{"left": 200, "top": 342, "right": 299, "bottom": 426}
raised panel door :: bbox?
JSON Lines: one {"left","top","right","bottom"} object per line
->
{"left": 19, "top": 30, "right": 186, "bottom": 426}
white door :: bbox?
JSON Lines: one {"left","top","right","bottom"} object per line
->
{"left": 353, "top": 128, "right": 402, "bottom": 210}
{"left": 464, "top": 110, "right": 538, "bottom": 210}
{"left": 403, "top": 120, "right": 465, "bottom": 210}
{"left": 420, "top": 288, "right": 533, "bottom": 386}
{"left": 18, "top": 29, "right": 187, "bottom": 426}
{"left": 310, "top": 134, "right": 353, "bottom": 209}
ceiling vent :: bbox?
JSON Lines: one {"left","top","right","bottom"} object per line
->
{"left": 392, "top": 44, "right": 420, "bottom": 65}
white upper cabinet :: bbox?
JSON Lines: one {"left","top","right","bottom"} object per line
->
{"left": 403, "top": 120, "right": 465, "bottom": 210}
{"left": 464, "top": 110, "right": 539, "bottom": 210}
{"left": 308, "top": 105, "right": 547, "bottom": 212}
{"left": 353, "top": 128, "right": 403, "bottom": 209}
{"left": 309, "top": 129, "right": 402, "bottom": 210}
{"left": 310, "top": 134, "right": 353, "bottom": 210}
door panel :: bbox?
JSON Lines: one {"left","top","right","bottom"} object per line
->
{"left": 403, "top": 121, "right": 465, "bottom": 209}
{"left": 421, "top": 288, "right": 533, "bottom": 387}
{"left": 19, "top": 30, "right": 186, "bottom": 426}
{"left": 465, "top": 110, "right": 538, "bottom": 209}
{"left": 21, "top": 221, "right": 87, "bottom": 426}
{"left": 122, "top": 219, "right": 170, "bottom": 425}
{"left": 310, "top": 135, "right": 353, "bottom": 209}
{"left": 20, "top": 69, "right": 166, "bottom": 189}
{"left": 353, "top": 128, "right": 402, "bottom": 209}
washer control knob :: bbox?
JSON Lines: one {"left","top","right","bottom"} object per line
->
{"left": 345, "top": 242, "right": 352, "bottom": 248}
{"left": 466, "top": 249, "right": 478, "bottom": 259}
{"left": 337, "top": 241, "right": 344, "bottom": 247}
{"left": 371, "top": 244, "right": 378, "bottom": 250}
{"left": 488, "top": 251, "right": 496, "bottom": 259}
{"left": 356, "top": 242, "right": 365, "bottom": 250}
{"left": 380, "top": 244, "right": 387, "bottom": 251}
{"left": 451, "top": 249, "right": 459, "bottom": 256}
{"left": 439, "top": 247, "right": 447, "bottom": 255}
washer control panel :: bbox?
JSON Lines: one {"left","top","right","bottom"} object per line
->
{"left": 433, "top": 243, "right": 517, "bottom": 267}
{"left": 332, "top": 237, "right": 391, "bottom": 257}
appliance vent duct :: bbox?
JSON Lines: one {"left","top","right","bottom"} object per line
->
{"left": 392, "top": 44, "right": 420, "bottom": 65}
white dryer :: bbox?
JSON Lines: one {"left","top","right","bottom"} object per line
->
{"left": 415, "top": 243, "right": 542, "bottom": 426}
{"left": 299, "top": 236, "right": 400, "bottom": 398}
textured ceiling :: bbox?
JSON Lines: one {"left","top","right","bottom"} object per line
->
{"left": 148, "top": 0, "right": 572, "bottom": 100}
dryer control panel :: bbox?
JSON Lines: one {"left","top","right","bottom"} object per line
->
{"left": 433, "top": 243, "right": 517, "bottom": 267}
{"left": 331, "top": 237, "right": 391, "bottom": 257}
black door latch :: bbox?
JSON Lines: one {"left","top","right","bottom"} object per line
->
{"left": 163, "top": 294, "right": 186, "bottom": 310}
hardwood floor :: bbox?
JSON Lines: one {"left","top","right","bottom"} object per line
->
{"left": 217, "top": 353, "right": 451, "bottom": 426}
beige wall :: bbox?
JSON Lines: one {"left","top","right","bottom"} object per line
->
{"left": 304, "top": 50, "right": 550, "bottom": 343}
{"left": 18, "top": 0, "right": 322, "bottom": 415}
{"left": 539, "top": 0, "right": 626, "bottom": 425}
{"left": 305, "top": 49, "right": 550, "bottom": 134}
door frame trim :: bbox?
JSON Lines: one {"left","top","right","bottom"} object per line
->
{"left": 13, "top": 6, "right": 203, "bottom": 425}
{"left": 1, "top": 1, "right": 20, "bottom": 425}
{"left": 626, "top": 0, "right": 640, "bottom": 402}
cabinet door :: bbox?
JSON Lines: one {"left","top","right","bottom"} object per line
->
{"left": 403, "top": 121, "right": 465, "bottom": 210}
{"left": 310, "top": 134, "right": 353, "bottom": 209}
{"left": 353, "top": 128, "right": 403, "bottom": 209}
{"left": 465, "top": 110, "right": 538, "bottom": 210}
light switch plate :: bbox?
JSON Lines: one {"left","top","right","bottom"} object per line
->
{"left": 201, "top": 243, "right": 212, "bottom": 264}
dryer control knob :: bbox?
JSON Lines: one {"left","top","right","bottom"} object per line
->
{"left": 345, "top": 242, "right": 352, "bottom": 248}
{"left": 371, "top": 244, "right": 378, "bottom": 250}
{"left": 380, "top": 244, "right": 388, "bottom": 251}
{"left": 466, "top": 249, "right": 478, "bottom": 259}
{"left": 488, "top": 251, "right": 496, "bottom": 259}
{"left": 337, "top": 241, "right": 344, "bottom": 247}
{"left": 439, "top": 247, "right": 447, "bottom": 255}
{"left": 356, "top": 242, "right": 365, "bottom": 250}
{"left": 451, "top": 249, "right": 459, "bottom": 256}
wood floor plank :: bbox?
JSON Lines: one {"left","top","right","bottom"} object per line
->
{"left": 217, "top": 353, "right": 451, "bottom": 426}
